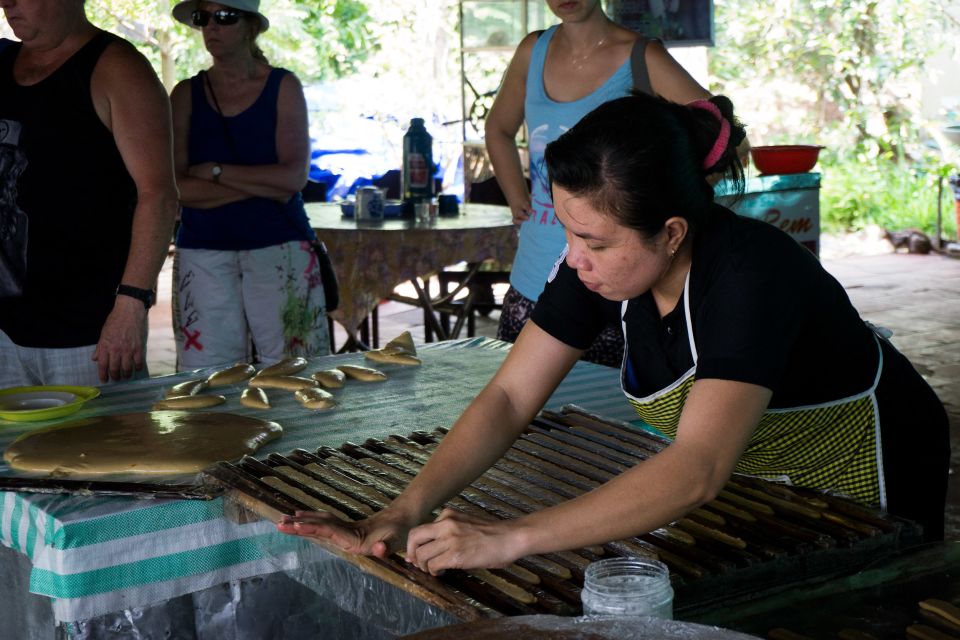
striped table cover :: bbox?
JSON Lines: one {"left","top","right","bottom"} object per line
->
{"left": 0, "top": 338, "right": 639, "bottom": 622}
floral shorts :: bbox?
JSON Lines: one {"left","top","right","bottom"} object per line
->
{"left": 173, "top": 241, "right": 330, "bottom": 370}
{"left": 496, "top": 286, "right": 624, "bottom": 368}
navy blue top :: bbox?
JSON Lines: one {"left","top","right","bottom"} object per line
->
{"left": 176, "top": 67, "right": 315, "bottom": 250}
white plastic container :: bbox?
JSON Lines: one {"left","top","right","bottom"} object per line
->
{"left": 581, "top": 557, "right": 674, "bottom": 619}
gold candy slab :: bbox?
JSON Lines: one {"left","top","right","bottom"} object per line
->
{"left": 3, "top": 411, "right": 282, "bottom": 476}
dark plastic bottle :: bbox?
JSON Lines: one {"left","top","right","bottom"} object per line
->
{"left": 402, "top": 118, "right": 434, "bottom": 203}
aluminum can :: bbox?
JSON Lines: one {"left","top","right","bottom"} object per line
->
{"left": 356, "top": 186, "right": 385, "bottom": 220}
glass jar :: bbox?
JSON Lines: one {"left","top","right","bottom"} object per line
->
{"left": 581, "top": 557, "right": 674, "bottom": 619}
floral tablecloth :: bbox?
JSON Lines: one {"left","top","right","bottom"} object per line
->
{"left": 306, "top": 203, "right": 517, "bottom": 337}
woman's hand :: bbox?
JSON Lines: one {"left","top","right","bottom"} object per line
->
{"left": 404, "top": 509, "right": 526, "bottom": 575}
{"left": 277, "top": 508, "right": 414, "bottom": 559}
{"left": 510, "top": 197, "right": 534, "bottom": 224}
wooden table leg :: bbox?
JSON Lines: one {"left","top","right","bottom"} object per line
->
{"left": 412, "top": 277, "right": 449, "bottom": 342}
{"left": 329, "top": 316, "right": 373, "bottom": 353}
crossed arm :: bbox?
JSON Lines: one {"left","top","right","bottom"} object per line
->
{"left": 170, "top": 72, "right": 311, "bottom": 209}
{"left": 279, "top": 321, "right": 770, "bottom": 574}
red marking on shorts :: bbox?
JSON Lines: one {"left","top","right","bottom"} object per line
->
{"left": 181, "top": 326, "right": 203, "bottom": 351}
{"left": 302, "top": 241, "right": 318, "bottom": 276}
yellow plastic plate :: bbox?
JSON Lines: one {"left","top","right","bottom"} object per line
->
{"left": 0, "top": 385, "right": 100, "bottom": 422}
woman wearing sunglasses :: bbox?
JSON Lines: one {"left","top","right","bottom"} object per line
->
{"left": 169, "top": 0, "right": 330, "bottom": 369}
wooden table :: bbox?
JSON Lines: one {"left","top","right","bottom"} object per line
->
{"left": 307, "top": 202, "right": 517, "bottom": 350}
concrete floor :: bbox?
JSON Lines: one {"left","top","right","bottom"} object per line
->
{"left": 148, "top": 250, "right": 960, "bottom": 539}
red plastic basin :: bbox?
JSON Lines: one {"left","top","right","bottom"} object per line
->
{"left": 750, "top": 145, "right": 823, "bottom": 175}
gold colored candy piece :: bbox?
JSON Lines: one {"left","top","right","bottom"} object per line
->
{"left": 206, "top": 363, "right": 256, "bottom": 387}
{"left": 295, "top": 387, "right": 337, "bottom": 410}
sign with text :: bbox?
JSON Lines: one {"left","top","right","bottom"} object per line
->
{"left": 717, "top": 173, "right": 821, "bottom": 255}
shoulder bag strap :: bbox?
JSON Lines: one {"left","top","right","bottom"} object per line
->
{"left": 203, "top": 71, "right": 241, "bottom": 161}
{"left": 630, "top": 36, "right": 657, "bottom": 96}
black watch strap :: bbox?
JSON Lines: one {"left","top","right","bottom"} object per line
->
{"left": 116, "top": 284, "right": 156, "bottom": 309}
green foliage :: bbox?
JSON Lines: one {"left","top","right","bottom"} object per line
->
{"left": 819, "top": 153, "right": 958, "bottom": 237}
{"left": 711, "top": 0, "right": 959, "bottom": 232}
{"left": 264, "top": 0, "right": 375, "bottom": 82}
{"left": 85, "top": 0, "right": 375, "bottom": 89}
{"left": 712, "top": 0, "right": 947, "bottom": 157}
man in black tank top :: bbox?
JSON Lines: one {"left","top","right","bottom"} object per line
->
{"left": 0, "top": 0, "right": 178, "bottom": 386}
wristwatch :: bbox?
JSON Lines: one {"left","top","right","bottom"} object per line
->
{"left": 116, "top": 284, "right": 156, "bottom": 309}
{"left": 211, "top": 163, "right": 223, "bottom": 183}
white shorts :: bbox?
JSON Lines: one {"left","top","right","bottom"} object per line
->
{"left": 0, "top": 329, "right": 102, "bottom": 387}
{"left": 173, "top": 241, "right": 330, "bottom": 370}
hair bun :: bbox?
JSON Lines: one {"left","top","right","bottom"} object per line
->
{"left": 710, "top": 96, "right": 747, "bottom": 148}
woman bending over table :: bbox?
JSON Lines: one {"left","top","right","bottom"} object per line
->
{"left": 279, "top": 94, "right": 949, "bottom": 573}
{"left": 170, "top": 0, "right": 329, "bottom": 369}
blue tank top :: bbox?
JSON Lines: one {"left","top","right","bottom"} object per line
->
{"left": 513, "top": 25, "right": 634, "bottom": 301}
{"left": 176, "top": 67, "right": 314, "bottom": 250}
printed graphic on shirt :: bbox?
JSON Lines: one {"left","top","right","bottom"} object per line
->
{"left": 0, "top": 119, "right": 28, "bottom": 298}
{"left": 528, "top": 122, "right": 569, "bottom": 228}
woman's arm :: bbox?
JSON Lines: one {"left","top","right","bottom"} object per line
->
{"left": 405, "top": 375, "right": 772, "bottom": 574}
{"left": 645, "top": 40, "right": 710, "bottom": 103}
{"left": 390, "top": 322, "right": 581, "bottom": 524}
{"left": 191, "top": 73, "right": 311, "bottom": 201}
{"left": 645, "top": 42, "right": 750, "bottom": 166}
{"left": 278, "top": 321, "right": 583, "bottom": 555}
{"left": 484, "top": 33, "right": 538, "bottom": 224}
{"left": 170, "top": 80, "right": 249, "bottom": 209}
{"left": 645, "top": 42, "right": 751, "bottom": 172}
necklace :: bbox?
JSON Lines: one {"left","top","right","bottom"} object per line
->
{"left": 568, "top": 38, "right": 607, "bottom": 70}
{"left": 559, "top": 23, "right": 615, "bottom": 72}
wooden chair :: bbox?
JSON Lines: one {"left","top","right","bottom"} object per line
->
{"left": 466, "top": 176, "right": 510, "bottom": 206}
{"left": 434, "top": 176, "right": 519, "bottom": 335}
{"left": 372, "top": 169, "right": 402, "bottom": 199}
{"left": 365, "top": 174, "right": 516, "bottom": 344}
{"left": 322, "top": 168, "right": 403, "bottom": 350}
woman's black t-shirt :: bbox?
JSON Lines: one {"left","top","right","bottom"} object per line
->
{"left": 531, "top": 204, "right": 879, "bottom": 408}
{"left": 533, "top": 205, "right": 951, "bottom": 539}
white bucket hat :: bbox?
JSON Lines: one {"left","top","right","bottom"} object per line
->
{"left": 172, "top": 0, "right": 270, "bottom": 32}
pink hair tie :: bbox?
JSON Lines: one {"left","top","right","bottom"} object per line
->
{"left": 688, "top": 99, "right": 731, "bottom": 170}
